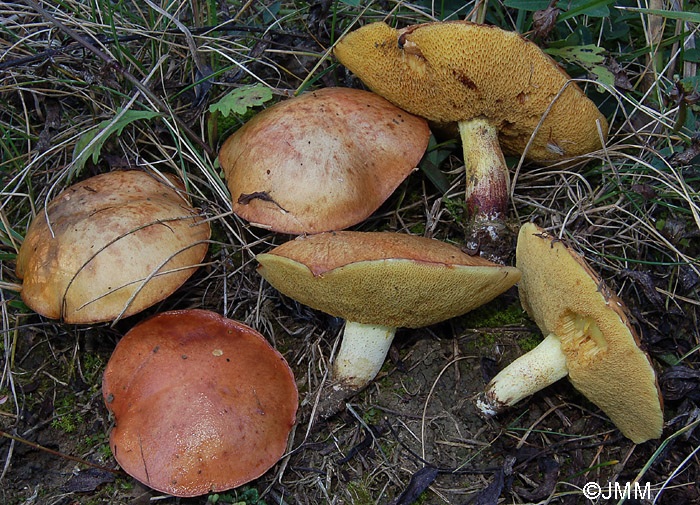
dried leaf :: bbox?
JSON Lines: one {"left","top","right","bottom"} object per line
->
{"left": 620, "top": 269, "right": 666, "bottom": 309}
{"left": 668, "top": 135, "right": 700, "bottom": 167}
{"left": 607, "top": 57, "right": 634, "bottom": 91}
{"left": 515, "top": 457, "right": 560, "bottom": 500}
{"left": 472, "top": 469, "right": 504, "bottom": 505}
{"left": 630, "top": 183, "right": 657, "bottom": 199}
{"left": 661, "top": 366, "right": 700, "bottom": 401}
{"left": 388, "top": 467, "right": 439, "bottom": 505}
{"left": 532, "top": 2, "right": 560, "bottom": 40}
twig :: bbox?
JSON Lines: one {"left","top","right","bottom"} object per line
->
{"left": 0, "top": 429, "right": 126, "bottom": 477}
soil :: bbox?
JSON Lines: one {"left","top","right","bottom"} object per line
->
{"left": 3, "top": 287, "right": 693, "bottom": 505}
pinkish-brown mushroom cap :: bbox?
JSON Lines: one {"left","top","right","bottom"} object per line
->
{"left": 102, "top": 310, "right": 298, "bottom": 497}
{"left": 15, "top": 171, "right": 210, "bottom": 323}
{"left": 219, "top": 87, "right": 430, "bottom": 234}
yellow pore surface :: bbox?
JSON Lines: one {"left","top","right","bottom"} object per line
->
{"left": 334, "top": 21, "right": 608, "bottom": 162}
{"left": 257, "top": 231, "right": 520, "bottom": 328}
{"left": 516, "top": 222, "right": 663, "bottom": 443}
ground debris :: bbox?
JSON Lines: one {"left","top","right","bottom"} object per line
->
{"left": 61, "top": 467, "right": 115, "bottom": 493}
{"left": 388, "top": 466, "right": 439, "bottom": 505}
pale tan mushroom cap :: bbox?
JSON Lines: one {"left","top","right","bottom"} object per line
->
{"left": 103, "top": 310, "right": 298, "bottom": 497}
{"left": 257, "top": 231, "right": 520, "bottom": 328}
{"left": 334, "top": 21, "right": 608, "bottom": 163}
{"left": 516, "top": 223, "right": 663, "bottom": 443}
{"left": 16, "top": 171, "right": 210, "bottom": 323}
{"left": 219, "top": 87, "right": 430, "bottom": 234}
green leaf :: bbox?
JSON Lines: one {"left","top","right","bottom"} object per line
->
{"left": 546, "top": 45, "right": 614, "bottom": 90}
{"left": 545, "top": 44, "right": 606, "bottom": 65}
{"left": 616, "top": 7, "right": 700, "bottom": 23}
{"left": 72, "top": 109, "right": 161, "bottom": 178}
{"left": 558, "top": 0, "right": 615, "bottom": 20}
{"left": 589, "top": 65, "right": 616, "bottom": 90}
{"left": 503, "top": 0, "right": 550, "bottom": 12}
{"left": 418, "top": 136, "right": 456, "bottom": 194}
{"left": 505, "top": 0, "right": 612, "bottom": 16}
{"left": 209, "top": 84, "right": 274, "bottom": 118}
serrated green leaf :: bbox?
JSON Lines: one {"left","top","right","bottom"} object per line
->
{"left": 72, "top": 109, "right": 161, "bottom": 179}
{"left": 546, "top": 44, "right": 606, "bottom": 65}
{"left": 209, "top": 84, "right": 274, "bottom": 118}
{"left": 590, "top": 65, "right": 616, "bottom": 90}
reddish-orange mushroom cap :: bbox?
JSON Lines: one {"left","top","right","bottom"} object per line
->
{"left": 102, "top": 310, "right": 298, "bottom": 497}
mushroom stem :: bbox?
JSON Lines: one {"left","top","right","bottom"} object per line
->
{"left": 333, "top": 321, "right": 397, "bottom": 390}
{"left": 476, "top": 333, "right": 569, "bottom": 416}
{"left": 458, "top": 118, "right": 509, "bottom": 221}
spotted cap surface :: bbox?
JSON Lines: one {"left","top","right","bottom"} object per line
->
{"left": 220, "top": 87, "right": 430, "bottom": 234}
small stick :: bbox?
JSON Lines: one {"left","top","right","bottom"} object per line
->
{"left": 0, "top": 429, "right": 126, "bottom": 477}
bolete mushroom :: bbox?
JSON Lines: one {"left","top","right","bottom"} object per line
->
{"left": 334, "top": 22, "right": 608, "bottom": 255}
{"left": 15, "top": 171, "right": 210, "bottom": 323}
{"left": 256, "top": 231, "right": 520, "bottom": 416}
{"left": 102, "top": 309, "right": 298, "bottom": 497}
{"left": 476, "top": 223, "right": 663, "bottom": 444}
{"left": 219, "top": 87, "right": 430, "bottom": 234}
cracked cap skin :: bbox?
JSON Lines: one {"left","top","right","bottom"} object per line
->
{"left": 334, "top": 21, "right": 608, "bottom": 163}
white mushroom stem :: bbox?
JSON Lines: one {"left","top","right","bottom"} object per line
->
{"left": 477, "top": 333, "right": 569, "bottom": 416}
{"left": 332, "top": 321, "right": 397, "bottom": 390}
{"left": 458, "top": 118, "right": 509, "bottom": 221}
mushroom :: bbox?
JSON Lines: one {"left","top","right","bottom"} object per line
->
{"left": 334, "top": 22, "right": 608, "bottom": 255}
{"left": 219, "top": 87, "right": 430, "bottom": 234}
{"left": 477, "top": 223, "right": 663, "bottom": 444}
{"left": 102, "top": 309, "right": 298, "bottom": 497}
{"left": 256, "top": 231, "right": 520, "bottom": 415}
{"left": 15, "top": 171, "right": 210, "bottom": 323}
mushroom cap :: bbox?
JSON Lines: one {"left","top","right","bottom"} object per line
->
{"left": 334, "top": 21, "right": 608, "bottom": 163}
{"left": 219, "top": 87, "right": 430, "bottom": 234}
{"left": 256, "top": 231, "right": 521, "bottom": 328}
{"left": 102, "top": 309, "right": 298, "bottom": 497}
{"left": 516, "top": 223, "right": 663, "bottom": 443}
{"left": 15, "top": 171, "right": 210, "bottom": 323}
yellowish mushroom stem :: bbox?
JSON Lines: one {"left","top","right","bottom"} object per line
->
{"left": 458, "top": 118, "right": 509, "bottom": 222}
{"left": 333, "top": 321, "right": 397, "bottom": 390}
{"left": 476, "top": 333, "right": 569, "bottom": 416}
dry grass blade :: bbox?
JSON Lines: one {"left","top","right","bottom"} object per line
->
{"left": 0, "top": 1, "right": 698, "bottom": 504}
